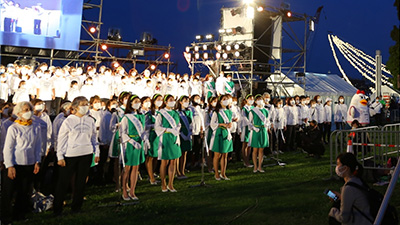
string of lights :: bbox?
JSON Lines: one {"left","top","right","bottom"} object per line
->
{"left": 327, "top": 34, "right": 353, "bottom": 86}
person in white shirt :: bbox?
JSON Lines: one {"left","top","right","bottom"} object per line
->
{"left": 51, "top": 67, "right": 68, "bottom": 115}
{"left": 2, "top": 101, "right": 42, "bottom": 224}
{"left": 284, "top": 97, "right": 298, "bottom": 151}
{"left": 189, "top": 77, "right": 203, "bottom": 97}
{"left": 309, "top": 99, "right": 318, "bottom": 122}
{"left": 141, "top": 80, "right": 154, "bottom": 98}
{"left": 67, "top": 80, "right": 81, "bottom": 101}
{"left": 323, "top": 98, "right": 333, "bottom": 144}
{"left": 52, "top": 102, "right": 71, "bottom": 153}
{"left": 31, "top": 99, "right": 52, "bottom": 157}
{"left": 80, "top": 77, "right": 96, "bottom": 101}
{"left": 272, "top": 99, "right": 286, "bottom": 153}
{"left": 177, "top": 80, "right": 189, "bottom": 98}
{"left": 370, "top": 97, "right": 383, "bottom": 126}
{"left": 215, "top": 72, "right": 226, "bottom": 96}
{"left": 12, "top": 80, "right": 30, "bottom": 104}
{"left": 164, "top": 78, "right": 177, "bottom": 97}
{"left": 334, "top": 96, "right": 348, "bottom": 130}
{"left": 0, "top": 73, "right": 10, "bottom": 101}
{"left": 54, "top": 96, "right": 99, "bottom": 215}
{"left": 299, "top": 96, "right": 309, "bottom": 127}
{"left": 37, "top": 70, "right": 55, "bottom": 115}
{"left": 314, "top": 95, "right": 325, "bottom": 133}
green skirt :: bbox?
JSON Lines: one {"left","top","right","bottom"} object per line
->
{"left": 249, "top": 127, "right": 269, "bottom": 148}
{"left": 148, "top": 129, "right": 159, "bottom": 158}
{"left": 111, "top": 131, "right": 120, "bottom": 157}
{"left": 125, "top": 142, "right": 145, "bottom": 166}
{"left": 161, "top": 133, "right": 182, "bottom": 160}
{"left": 211, "top": 127, "right": 233, "bottom": 154}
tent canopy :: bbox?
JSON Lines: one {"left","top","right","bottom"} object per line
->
{"left": 286, "top": 72, "right": 357, "bottom": 97}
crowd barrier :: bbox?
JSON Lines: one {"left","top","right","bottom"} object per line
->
{"left": 329, "top": 123, "right": 400, "bottom": 225}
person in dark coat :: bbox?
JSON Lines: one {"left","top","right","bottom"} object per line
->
{"left": 302, "top": 120, "right": 325, "bottom": 158}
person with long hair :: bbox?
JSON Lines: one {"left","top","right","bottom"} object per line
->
{"left": 54, "top": 96, "right": 99, "bottom": 215}
{"left": 209, "top": 94, "right": 233, "bottom": 180}
{"left": 145, "top": 94, "right": 163, "bottom": 185}
{"left": 230, "top": 96, "right": 242, "bottom": 162}
{"left": 334, "top": 96, "right": 348, "bottom": 130}
{"left": 155, "top": 94, "right": 181, "bottom": 192}
{"left": 205, "top": 96, "right": 218, "bottom": 173}
{"left": 189, "top": 94, "right": 204, "bottom": 168}
{"left": 241, "top": 94, "right": 254, "bottom": 167}
{"left": 120, "top": 95, "right": 146, "bottom": 201}
{"left": 314, "top": 95, "right": 325, "bottom": 136}
{"left": 109, "top": 91, "right": 130, "bottom": 192}
{"left": 284, "top": 97, "right": 298, "bottom": 152}
{"left": 328, "top": 153, "right": 372, "bottom": 224}
{"left": 204, "top": 74, "right": 216, "bottom": 103}
{"left": 176, "top": 95, "right": 193, "bottom": 179}
{"left": 248, "top": 95, "right": 270, "bottom": 173}
{"left": 271, "top": 99, "right": 286, "bottom": 154}
{"left": 2, "top": 102, "right": 41, "bottom": 224}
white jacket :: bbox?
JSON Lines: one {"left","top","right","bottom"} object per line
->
{"left": 324, "top": 104, "right": 332, "bottom": 123}
{"left": 57, "top": 114, "right": 99, "bottom": 160}
{"left": 334, "top": 103, "right": 348, "bottom": 122}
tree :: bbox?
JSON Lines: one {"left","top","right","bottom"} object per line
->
{"left": 387, "top": 0, "right": 400, "bottom": 89}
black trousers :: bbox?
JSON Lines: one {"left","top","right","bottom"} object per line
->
{"left": 192, "top": 135, "right": 202, "bottom": 163}
{"left": 53, "top": 154, "right": 92, "bottom": 214}
{"left": 233, "top": 133, "right": 242, "bottom": 161}
{"left": 335, "top": 122, "right": 345, "bottom": 130}
{"left": 323, "top": 123, "right": 332, "bottom": 143}
{"left": 95, "top": 145, "right": 109, "bottom": 184}
{"left": 284, "top": 125, "right": 296, "bottom": 151}
{"left": 51, "top": 97, "right": 62, "bottom": 116}
{"left": 1, "top": 165, "right": 35, "bottom": 223}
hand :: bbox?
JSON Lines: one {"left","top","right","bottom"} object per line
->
{"left": 145, "top": 140, "right": 151, "bottom": 149}
{"left": 94, "top": 156, "right": 100, "bottom": 163}
{"left": 232, "top": 118, "right": 238, "bottom": 122}
{"left": 8, "top": 166, "right": 16, "bottom": 180}
{"left": 331, "top": 190, "right": 341, "bottom": 201}
{"left": 58, "top": 159, "right": 66, "bottom": 167}
{"left": 226, "top": 123, "right": 232, "bottom": 129}
{"left": 33, "top": 163, "right": 40, "bottom": 174}
{"left": 328, "top": 207, "right": 339, "bottom": 217}
{"left": 254, "top": 128, "right": 260, "bottom": 132}
{"left": 284, "top": 126, "right": 287, "bottom": 131}
{"left": 134, "top": 142, "right": 142, "bottom": 150}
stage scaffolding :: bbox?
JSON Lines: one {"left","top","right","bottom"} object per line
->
{"left": 188, "top": 4, "right": 311, "bottom": 97}
{"left": 0, "top": 0, "right": 175, "bottom": 72}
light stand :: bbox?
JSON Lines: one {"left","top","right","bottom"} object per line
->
{"left": 264, "top": 129, "right": 286, "bottom": 167}
{"left": 190, "top": 136, "right": 211, "bottom": 188}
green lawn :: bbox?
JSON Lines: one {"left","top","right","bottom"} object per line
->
{"left": 16, "top": 150, "right": 400, "bottom": 225}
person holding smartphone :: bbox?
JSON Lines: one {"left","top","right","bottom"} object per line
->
{"left": 328, "top": 153, "right": 372, "bottom": 225}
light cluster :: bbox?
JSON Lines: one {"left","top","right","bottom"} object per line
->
{"left": 185, "top": 40, "right": 249, "bottom": 62}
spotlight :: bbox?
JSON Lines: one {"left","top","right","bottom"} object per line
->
{"left": 234, "top": 43, "right": 246, "bottom": 50}
{"left": 218, "top": 29, "right": 225, "bottom": 34}
{"left": 286, "top": 11, "right": 292, "bottom": 17}
{"left": 234, "top": 51, "right": 240, "bottom": 58}
{"left": 195, "top": 53, "right": 200, "bottom": 59}
{"left": 202, "top": 44, "right": 208, "bottom": 51}
{"left": 243, "top": 0, "right": 253, "bottom": 5}
{"left": 89, "top": 26, "right": 97, "bottom": 34}
{"left": 194, "top": 45, "right": 200, "bottom": 52}
{"left": 216, "top": 44, "right": 223, "bottom": 51}
{"left": 205, "top": 34, "right": 214, "bottom": 40}
{"left": 195, "top": 35, "right": 204, "bottom": 41}
{"left": 226, "top": 28, "right": 233, "bottom": 33}
{"left": 150, "top": 64, "right": 156, "bottom": 70}
{"left": 246, "top": 6, "right": 255, "bottom": 19}
{"left": 112, "top": 61, "right": 119, "bottom": 68}
{"left": 257, "top": 6, "right": 264, "bottom": 12}
{"left": 164, "top": 52, "right": 170, "bottom": 59}
{"left": 101, "top": 44, "right": 108, "bottom": 51}
{"left": 203, "top": 52, "right": 209, "bottom": 59}
{"left": 222, "top": 53, "right": 228, "bottom": 59}
{"left": 216, "top": 52, "right": 221, "bottom": 59}
{"left": 234, "top": 43, "right": 240, "bottom": 50}
{"left": 226, "top": 45, "right": 232, "bottom": 51}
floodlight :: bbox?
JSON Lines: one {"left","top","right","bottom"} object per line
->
{"left": 216, "top": 52, "right": 221, "bottom": 59}
{"left": 89, "top": 26, "right": 97, "bottom": 34}
{"left": 150, "top": 64, "right": 156, "bottom": 70}
{"left": 205, "top": 34, "right": 214, "bottom": 40}
{"left": 234, "top": 51, "right": 240, "bottom": 57}
{"left": 195, "top": 53, "right": 200, "bottom": 59}
{"left": 226, "top": 45, "right": 232, "bottom": 51}
{"left": 226, "top": 28, "right": 233, "bottom": 33}
{"left": 203, "top": 44, "right": 208, "bottom": 51}
{"left": 203, "top": 52, "right": 209, "bottom": 59}
{"left": 195, "top": 35, "right": 204, "bottom": 41}
{"left": 218, "top": 29, "right": 225, "bottom": 34}
{"left": 216, "top": 44, "right": 223, "bottom": 51}
{"left": 164, "top": 53, "right": 170, "bottom": 59}
{"left": 222, "top": 53, "right": 228, "bottom": 59}
{"left": 101, "top": 44, "right": 108, "bottom": 51}
{"left": 246, "top": 6, "right": 255, "bottom": 19}
{"left": 194, "top": 45, "right": 200, "bottom": 52}
{"left": 257, "top": 6, "right": 264, "bottom": 12}
{"left": 286, "top": 11, "right": 292, "bottom": 17}
{"left": 185, "top": 46, "right": 191, "bottom": 53}
{"left": 112, "top": 61, "right": 119, "bottom": 68}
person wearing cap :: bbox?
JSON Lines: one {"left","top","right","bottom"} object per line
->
{"left": 240, "top": 94, "right": 254, "bottom": 167}
{"left": 323, "top": 98, "right": 333, "bottom": 144}
{"left": 120, "top": 95, "right": 146, "bottom": 201}
{"left": 155, "top": 94, "right": 182, "bottom": 192}
{"left": 334, "top": 96, "right": 348, "bottom": 130}
{"left": 1, "top": 101, "right": 42, "bottom": 223}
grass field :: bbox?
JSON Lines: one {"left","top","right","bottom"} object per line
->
{"left": 15, "top": 150, "right": 400, "bottom": 225}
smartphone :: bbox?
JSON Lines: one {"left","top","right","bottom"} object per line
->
{"left": 324, "top": 189, "right": 338, "bottom": 201}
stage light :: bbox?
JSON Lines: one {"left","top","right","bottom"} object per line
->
{"left": 185, "top": 46, "right": 191, "bottom": 53}
{"left": 112, "top": 61, "right": 119, "bottom": 68}
{"left": 246, "top": 6, "right": 255, "bottom": 19}
{"left": 243, "top": 0, "right": 253, "bottom": 5}
{"left": 203, "top": 44, "right": 208, "bottom": 51}
{"left": 194, "top": 45, "right": 200, "bottom": 52}
{"left": 226, "top": 28, "right": 233, "bottom": 33}
{"left": 195, "top": 53, "right": 200, "bottom": 59}
{"left": 234, "top": 51, "right": 240, "bottom": 58}
{"left": 203, "top": 52, "right": 209, "bottom": 59}
{"left": 150, "top": 64, "right": 156, "bottom": 70}
{"left": 257, "top": 6, "right": 264, "bottom": 12}
{"left": 195, "top": 35, "right": 204, "bottom": 41}
{"left": 222, "top": 53, "right": 228, "bottom": 59}
{"left": 164, "top": 52, "right": 170, "bottom": 59}
{"left": 205, "top": 34, "right": 214, "bottom": 40}
{"left": 89, "top": 26, "right": 97, "bottom": 34}
{"left": 286, "top": 11, "right": 292, "bottom": 17}
{"left": 216, "top": 52, "right": 221, "bottom": 59}
{"left": 101, "top": 44, "right": 108, "bottom": 51}
{"left": 234, "top": 43, "right": 240, "bottom": 50}
{"left": 218, "top": 29, "right": 225, "bottom": 34}
{"left": 234, "top": 43, "right": 246, "bottom": 50}
{"left": 216, "top": 44, "right": 223, "bottom": 51}
{"left": 226, "top": 45, "right": 232, "bottom": 51}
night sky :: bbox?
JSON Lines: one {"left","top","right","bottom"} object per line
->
{"left": 98, "top": 0, "right": 398, "bottom": 79}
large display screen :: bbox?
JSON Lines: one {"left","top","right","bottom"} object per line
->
{"left": 0, "top": 0, "right": 83, "bottom": 50}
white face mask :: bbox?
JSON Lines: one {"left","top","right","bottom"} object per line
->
{"left": 34, "top": 104, "right": 44, "bottom": 112}
{"left": 65, "top": 109, "right": 70, "bottom": 116}
{"left": 123, "top": 99, "right": 128, "bottom": 105}
{"left": 155, "top": 100, "right": 163, "bottom": 107}
{"left": 222, "top": 100, "right": 229, "bottom": 106}
{"left": 211, "top": 102, "right": 217, "bottom": 107}
{"left": 311, "top": 104, "right": 316, "bottom": 108}
{"left": 339, "top": 99, "right": 344, "bottom": 103}
{"left": 335, "top": 165, "right": 346, "bottom": 178}
{"left": 194, "top": 99, "right": 201, "bottom": 104}
{"left": 256, "top": 100, "right": 264, "bottom": 106}
{"left": 110, "top": 104, "right": 118, "bottom": 109}
{"left": 295, "top": 100, "right": 300, "bottom": 104}
{"left": 78, "top": 106, "right": 89, "bottom": 115}
{"left": 132, "top": 103, "right": 141, "bottom": 110}
{"left": 265, "top": 98, "right": 270, "bottom": 103}
{"left": 247, "top": 100, "right": 254, "bottom": 105}
{"left": 21, "top": 111, "right": 33, "bottom": 120}
{"left": 143, "top": 102, "right": 151, "bottom": 108}
{"left": 93, "top": 103, "right": 102, "bottom": 110}
{"left": 277, "top": 104, "right": 282, "bottom": 108}
{"left": 167, "top": 101, "right": 176, "bottom": 108}
{"left": 305, "top": 100, "right": 310, "bottom": 104}
{"left": 232, "top": 101, "right": 237, "bottom": 106}
{"left": 301, "top": 101, "right": 306, "bottom": 105}
{"left": 317, "top": 98, "right": 321, "bottom": 103}
{"left": 290, "top": 100, "right": 295, "bottom": 105}
{"left": 182, "top": 102, "right": 189, "bottom": 108}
